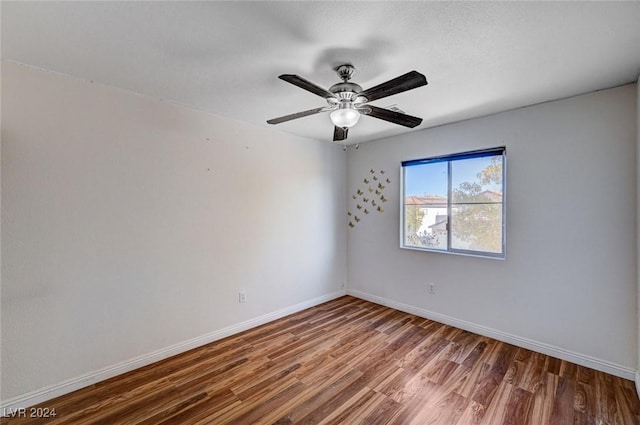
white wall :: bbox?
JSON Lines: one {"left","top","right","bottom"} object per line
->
{"left": 0, "top": 61, "right": 347, "bottom": 402}
{"left": 347, "top": 85, "right": 638, "bottom": 377}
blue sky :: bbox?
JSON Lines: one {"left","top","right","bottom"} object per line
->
{"left": 404, "top": 156, "right": 499, "bottom": 197}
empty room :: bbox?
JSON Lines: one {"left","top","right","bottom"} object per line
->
{"left": 2, "top": 1, "right": 640, "bottom": 424}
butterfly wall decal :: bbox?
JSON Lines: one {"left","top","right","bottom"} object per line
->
{"left": 348, "top": 168, "right": 389, "bottom": 229}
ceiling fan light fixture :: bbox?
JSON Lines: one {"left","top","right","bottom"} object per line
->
{"left": 330, "top": 104, "right": 360, "bottom": 128}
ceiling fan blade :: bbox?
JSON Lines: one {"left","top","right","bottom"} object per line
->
{"left": 333, "top": 126, "right": 348, "bottom": 141}
{"left": 267, "top": 107, "right": 326, "bottom": 125}
{"left": 365, "top": 105, "right": 423, "bottom": 128}
{"left": 359, "top": 71, "right": 428, "bottom": 102}
{"left": 279, "top": 74, "right": 335, "bottom": 99}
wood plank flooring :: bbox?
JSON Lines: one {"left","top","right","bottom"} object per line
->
{"left": 2, "top": 296, "right": 639, "bottom": 424}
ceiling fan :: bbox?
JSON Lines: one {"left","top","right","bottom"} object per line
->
{"left": 267, "top": 64, "right": 428, "bottom": 142}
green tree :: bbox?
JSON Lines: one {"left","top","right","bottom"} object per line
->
{"left": 478, "top": 156, "right": 503, "bottom": 186}
{"left": 451, "top": 157, "right": 503, "bottom": 253}
{"left": 405, "top": 204, "right": 425, "bottom": 242}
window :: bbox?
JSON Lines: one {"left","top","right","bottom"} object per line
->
{"left": 401, "top": 147, "right": 506, "bottom": 258}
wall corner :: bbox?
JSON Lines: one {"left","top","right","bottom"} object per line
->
{"left": 636, "top": 75, "right": 640, "bottom": 401}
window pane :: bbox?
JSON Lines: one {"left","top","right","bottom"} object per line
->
{"left": 450, "top": 204, "right": 503, "bottom": 253}
{"left": 401, "top": 147, "right": 505, "bottom": 258}
{"left": 451, "top": 155, "right": 503, "bottom": 204}
{"left": 403, "top": 162, "right": 448, "bottom": 250}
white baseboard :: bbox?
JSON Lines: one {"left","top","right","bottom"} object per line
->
{"left": 636, "top": 370, "right": 640, "bottom": 400}
{"left": 1, "top": 290, "right": 347, "bottom": 411}
{"left": 348, "top": 289, "right": 636, "bottom": 381}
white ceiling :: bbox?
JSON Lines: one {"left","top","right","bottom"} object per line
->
{"left": 3, "top": 1, "right": 640, "bottom": 145}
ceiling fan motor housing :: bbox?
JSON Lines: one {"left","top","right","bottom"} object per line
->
{"left": 329, "top": 82, "right": 363, "bottom": 99}
{"left": 329, "top": 82, "right": 362, "bottom": 94}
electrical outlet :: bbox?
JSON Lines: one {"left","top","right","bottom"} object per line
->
{"left": 428, "top": 283, "right": 436, "bottom": 294}
{"left": 239, "top": 291, "right": 246, "bottom": 303}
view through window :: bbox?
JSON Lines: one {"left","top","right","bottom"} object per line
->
{"left": 401, "top": 147, "right": 505, "bottom": 258}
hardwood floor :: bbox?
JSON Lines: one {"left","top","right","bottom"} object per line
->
{"left": 2, "top": 296, "right": 639, "bottom": 424}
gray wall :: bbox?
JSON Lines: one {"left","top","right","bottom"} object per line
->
{"left": 347, "top": 84, "right": 638, "bottom": 376}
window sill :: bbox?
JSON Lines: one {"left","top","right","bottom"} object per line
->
{"left": 400, "top": 245, "right": 506, "bottom": 260}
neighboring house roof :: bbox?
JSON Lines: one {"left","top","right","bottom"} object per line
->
{"left": 405, "top": 195, "right": 447, "bottom": 206}
{"left": 407, "top": 191, "right": 502, "bottom": 206}
{"left": 429, "top": 218, "right": 448, "bottom": 229}
{"left": 480, "top": 190, "right": 502, "bottom": 202}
